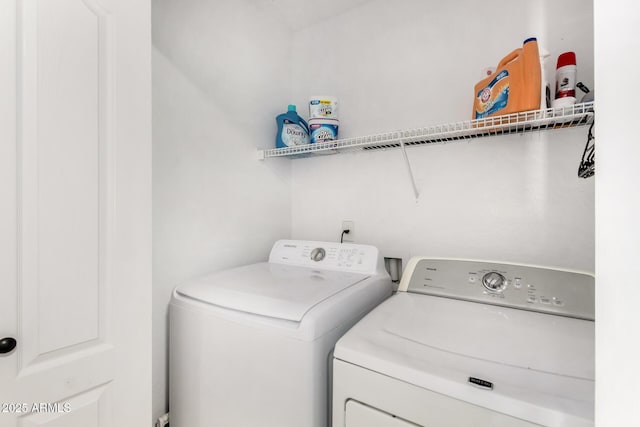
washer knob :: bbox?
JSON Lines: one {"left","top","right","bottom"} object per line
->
{"left": 482, "top": 272, "right": 506, "bottom": 292}
{"left": 310, "top": 247, "right": 326, "bottom": 262}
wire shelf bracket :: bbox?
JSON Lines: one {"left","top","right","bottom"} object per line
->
{"left": 399, "top": 139, "right": 420, "bottom": 202}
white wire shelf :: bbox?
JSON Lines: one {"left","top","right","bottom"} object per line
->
{"left": 257, "top": 102, "right": 594, "bottom": 160}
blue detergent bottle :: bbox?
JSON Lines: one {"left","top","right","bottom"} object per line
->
{"left": 276, "top": 105, "right": 310, "bottom": 148}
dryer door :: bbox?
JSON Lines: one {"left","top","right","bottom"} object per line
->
{"left": 346, "top": 400, "right": 419, "bottom": 427}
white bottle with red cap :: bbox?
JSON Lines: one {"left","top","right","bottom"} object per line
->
{"left": 552, "top": 51, "right": 577, "bottom": 108}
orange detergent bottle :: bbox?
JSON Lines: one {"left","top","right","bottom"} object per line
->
{"left": 473, "top": 37, "right": 541, "bottom": 119}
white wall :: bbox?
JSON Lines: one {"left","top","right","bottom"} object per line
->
{"left": 290, "top": 0, "right": 595, "bottom": 273}
{"left": 152, "top": 0, "right": 293, "bottom": 420}
{"left": 594, "top": 0, "right": 640, "bottom": 423}
{"left": 152, "top": 0, "right": 604, "bottom": 423}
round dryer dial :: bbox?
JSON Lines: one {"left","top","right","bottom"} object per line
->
{"left": 310, "top": 247, "right": 326, "bottom": 262}
{"left": 482, "top": 272, "right": 507, "bottom": 292}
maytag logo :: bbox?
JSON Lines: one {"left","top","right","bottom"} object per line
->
{"left": 468, "top": 377, "right": 493, "bottom": 390}
{"left": 284, "top": 244, "right": 297, "bottom": 248}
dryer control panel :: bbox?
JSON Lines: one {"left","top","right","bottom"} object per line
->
{"left": 399, "top": 258, "right": 594, "bottom": 320}
{"left": 268, "top": 240, "right": 384, "bottom": 275}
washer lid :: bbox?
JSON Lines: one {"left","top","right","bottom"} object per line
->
{"left": 175, "top": 262, "right": 369, "bottom": 322}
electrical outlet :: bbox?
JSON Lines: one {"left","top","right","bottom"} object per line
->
{"left": 341, "top": 220, "right": 355, "bottom": 242}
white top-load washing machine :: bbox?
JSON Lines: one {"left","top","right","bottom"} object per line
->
{"left": 333, "top": 258, "right": 594, "bottom": 427}
{"left": 170, "top": 240, "right": 392, "bottom": 427}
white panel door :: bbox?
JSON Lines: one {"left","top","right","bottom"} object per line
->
{"left": 0, "top": 0, "right": 151, "bottom": 426}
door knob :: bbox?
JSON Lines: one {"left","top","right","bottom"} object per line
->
{"left": 0, "top": 337, "right": 17, "bottom": 354}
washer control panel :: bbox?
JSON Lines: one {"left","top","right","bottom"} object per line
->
{"left": 401, "top": 259, "right": 594, "bottom": 320}
{"left": 268, "top": 240, "right": 382, "bottom": 274}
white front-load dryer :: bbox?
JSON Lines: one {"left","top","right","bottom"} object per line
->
{"left": 170, "top": 240, "right": 392, "bottom": 427}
